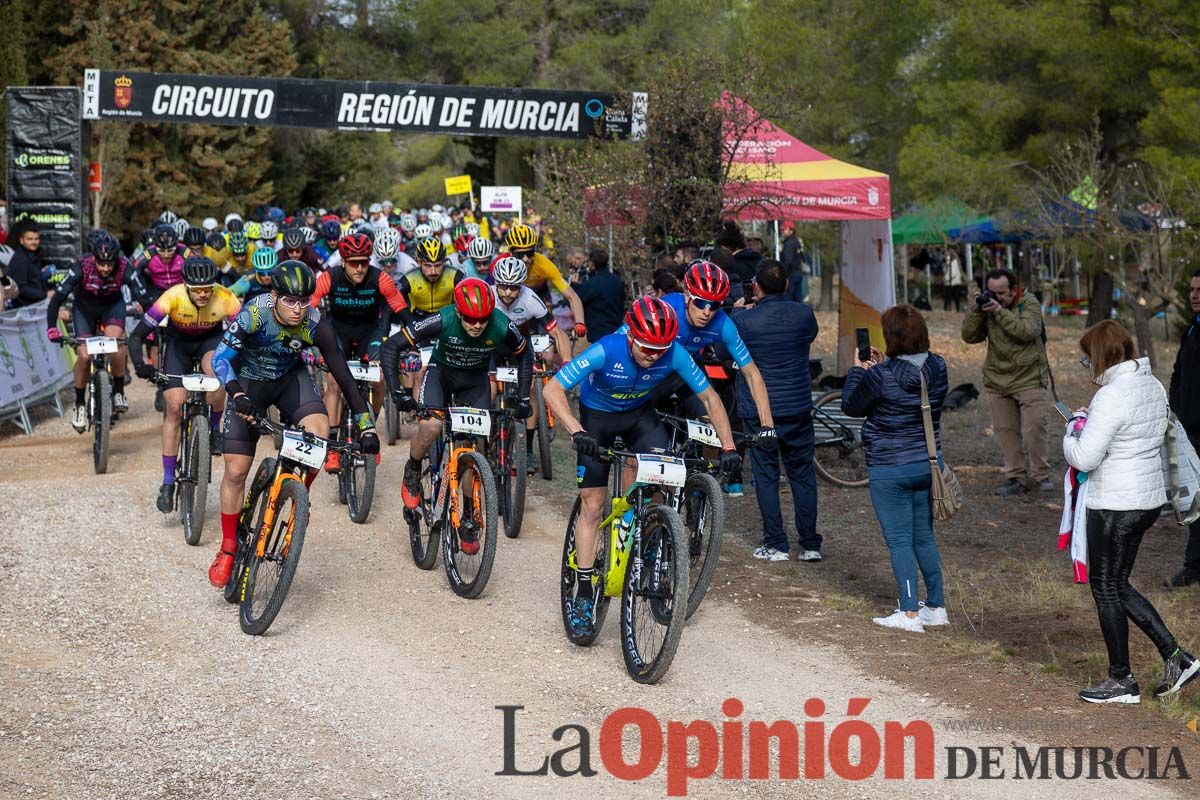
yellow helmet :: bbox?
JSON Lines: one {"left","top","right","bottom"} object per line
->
{"left": 414, "top": 236, "right": 446, "bottom": 264}
{"left": 504, "top": 223, "right": 538, "bottom": 252}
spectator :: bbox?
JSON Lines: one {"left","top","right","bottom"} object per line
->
{"left": 571, "top": 248, "right": 625, "bottom": 342}
{"left": 648, "top": 270, "right": 679, "bottom": 297}
{"left": 673, "top": 241, "right": 700, "bottom": 266}
{"left": 780, "top": 222, "right": 807, "bottom": 303}
{"left": 711, "top": 221, "right": 743, "bottom": 277}
{"left": 563, "top": 246, "right": 588, "bottom": 283}
{"left": 1063, "top": 321, "right": 1198, "bottom": 703}
{"left": 733, "top": 260, "right": 821, "bottom": 562}
{"left": 943, "top": 248, "right": 965, "bottom": 312}
{"left": 842, "top": 305, "right": 948, "bottom": 633}
{"left": 961, "top": 268, "right": 1051, "bottom": 496}
{"left": 4, "top": 219, "right": 49, "bottom": 307}
{"left": 1165, "top": 268, "right": 1200, "bottom": 589}
{"left": 746, "top": 237, "right": 765, "bottom": 255}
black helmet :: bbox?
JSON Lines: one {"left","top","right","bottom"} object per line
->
{"left": 270, "top": 260, "right": 316, "bottom": 297}
{"left": 182, "top": 226, "right": 206, "bottom": 248}
{"left": 205, "top": 231, "right": 227, "bottom": 251}
{"left": 182, "top": 255, "right": 220, "bottom": 286}
{"left": 282, "top": 228, "right": 307, "bottom": 251}
{"left": 90, "top": 231, "right": 122, "bottom": 264}
{"left": 140, "top": 228, "right": 156, "bottom": 247}
{"left": 153, "top": 223, "right": 178, "bottom": 251}
{"left": 226, "top": 217, "right": 244, "bottom": 233}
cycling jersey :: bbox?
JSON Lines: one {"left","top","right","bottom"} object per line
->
{"left": 135, "top": 244, "right": 187, "bottom": 292}
{"left": 395, "top": 267, "right": 463, "bottom": 318}
{"left": 47, "top": 255, "right": 147, "bottom": 320}
{"left": 229, "top": 273, "right": 273, "bottom": 302}
{"left": 618, "top": 292, "right": 752, "bottom": 367}
{"left": 447, "top": 252, "right": 482, "bottom": 280}
{"left": 212, "top": 294, "right": 323, "bottom": 383}
{"left": 492, "top": 285, "right": 557, "bottom": 333}
{"left": 311, "top": 265, "right": 407, "bottom": 328}
{"left": 525, "top": 252, "right": 569, "bottom": 294}
{"left": 203, "top": 243, "right": 230, "bottom": 270}
{"left": 554, "top": 333, "right": 710, "bottom": 413}
{"left": 141, "top": 283, "right": 242, "bottom": 338}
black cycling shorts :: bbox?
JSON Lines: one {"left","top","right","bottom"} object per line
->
{"left": 159, "top": 330, "right": 223, "bottom": 390}
{"left": 72, "top": 298, "right": 127, "bottom": 337}
{"left": 223, "top": 365, "right": 325, "bottom": 457}
{"left": 576, "top": 403, "right": 668, "bottom": 489}
{"left": 333, "top": 322, "right": 375, "bottom": 362}
{"left": 417, "top": 363, "right": 490, "bottom": 411}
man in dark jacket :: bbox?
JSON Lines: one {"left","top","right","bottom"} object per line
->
{"left": 5, "top": 219, "right": 49, "bottom": 307}
{"left": 571, "top": 248, "right": 626, "bottom": 343}
{"left": 1166, "top": 268, "right": 1200, "bottom": 588}
{"left": 780, "top": 222, "right": 808, "bottom": 303}
{"left": 733, "top": 260, "right": 821, "bottom": 562}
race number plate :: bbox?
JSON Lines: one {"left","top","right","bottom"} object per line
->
{"left": 280, "top": 430, "right": 328, "bottom": 470}
{"left": 449, "top": 407, "right": 491, "bottom": 436}
{"left": 348, "top": 362, "right": 381, "bottom": 382}
{"left": 495, "top": 366, "right": 518, "bottom": 384}
{"left": 686, "top": 419, "right": 721, "bottom": 447}
{"left": 181, "top": 374, "right": 220, "bottom": 393}
{"left": 420, "top": 347, "right": 434, "bottom": 366}
{"left": 530, "top": 334, "right": 551, "bottom": 353}
{"left": 85, "top": 336, "right": 118, "bottom": 355}
{"left": 634, "top": 454, "right": 687, "bottom": 488}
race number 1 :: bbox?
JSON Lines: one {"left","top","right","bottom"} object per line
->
{"left": 634, "top": 454, "right": 686, "bottom": 488}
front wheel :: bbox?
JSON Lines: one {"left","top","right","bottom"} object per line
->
{"left": 180, "top": 415, "right": 211, "bottom": 546}
{"left": 560, "top": 497, "right": 611, "bottom": 646}
{"left": 225, "top": 457, "right": 276, "bottom": 605}
{"left": 91, "top": 370, "right": 112, "bottom": 474}
{"left": 681, "top": 472, "right": 723, "bottom": 620}
{"left": 812, "top": 390, "right": 869, "bottom": 488}
{"left": 533, "top": 378, "right": 553, "bottom": 481}
{"left": 620, "top": 504, "right": 689, "bottom": 684}
{"left": 442, "top": 450, "right": 498, "bottom": 599}
{"left": 499, "top": 419, "right": 527, "bottom": 538}
{"left": 347, "top": 448, "right": 376, "bottom": 524}
{"left": 239, "top": 475, "right": 310, "bottom": 635}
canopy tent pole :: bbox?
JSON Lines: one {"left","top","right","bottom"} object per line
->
{"left": 1005, "top": 244, "right": 1013, "bottom": 272}
{"left": 965, "top": 245, "right": 973, "bottom": 287}
{"left": 774, "top": 220, "right": 781, "bottom": 260}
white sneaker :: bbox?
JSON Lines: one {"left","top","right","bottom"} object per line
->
{"left": 70, "top": 405, "right": 87, "bottom": 433}
{"left": 753, "top": 545, "right": 790, "bottom": 562}
{"left": 918, "top": 603, "right": 949, "bottom": 627}
{"left": 113, "top": 392, "right": 129, "bottom": 413}
{"left": 798, "top": 550, "right": 823, "bottom": 562}
{"left": 872, "top": 610, "right": 924, "bottom": 632}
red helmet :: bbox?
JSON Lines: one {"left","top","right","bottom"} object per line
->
{"left": 683, "top": 260, "right": 730, "bottom": 302}
{"left": 625, "top": 296, "right": 679, "bottom": 349}
{"left": 338, "top": 232, "right": 372, "bottom": 261}
{"left": 453, "top": 233, "right": 473, "bottom": 253}
{"left": 453, "top": 277, "right": 495, "bottom": 319}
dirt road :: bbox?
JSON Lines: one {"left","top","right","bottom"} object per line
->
{"left": 0, "top": 382, "right": 1193, "bottom": 798}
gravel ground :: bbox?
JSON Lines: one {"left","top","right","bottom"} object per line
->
{"left": 0, "top": 377, "right": 1191, "bottom": 799}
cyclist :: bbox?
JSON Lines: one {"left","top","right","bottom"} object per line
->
{"left": 182, "top": 226, "right": 207, "bottom": 258}
{"left": 209, "top": 260, "right": 380, "bottom": 587}
{"left": 226, "top": 231, "right": 252, "bottom": 276}
{"left": 230, "top": 247, "right": 278, "bottom": 300}
{"left": 278, "top": 227, "right": 320, "bottom": 273}
{"left": 502, "top": 223, "right": 586, "bottom": 340}
{"left": 491, "top": 255, "right": 572, "bottom": 473}
{"left": 382, "top": 278, "right": 533, "bottom": 552}
{"left": 310, "top": 232, "right": 408, "bottom": 471}
{"left": 543, "top": 296, "right": 741, "bottom": 636}
{"left": 129, "top": 256, "right": 242, "bottom": 510}
{"left": 313, "top": 219, "right": 341, "bottom": 266}
{"left": 446, "top": 229, "right": 480, "bottom": 278}
{"left": 135, "top": 223, "right": 187, "bottom": 300}
{"left": 464, "top": 236, "right": 495, "bottom": 281}
{"left": 258, "top": 220, "right": 281, "bottom": 253}
{"left": 46, "top": 231, "right": 150, "bottom": 426}
{"left": 204, "top": 230, "right": 232, "bottom": 275}
{"left": 394, "top": 237, "right": 463, "bottom": 319}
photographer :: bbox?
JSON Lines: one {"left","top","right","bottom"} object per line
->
{"left": 961, "top": 268, "right": 1051, "bottom": 495}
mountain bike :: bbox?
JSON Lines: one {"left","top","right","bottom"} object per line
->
{"left": 488, "top": 365, "right": 527, "bottom": 538}
{"left": 560, "top": 448, "right": 689, "bottom": 684}
{"left": 404, "top": 404, "right": 499, "bottom": 599}
{"left": 321, "top": 359, "right": 379, "bottom": 524}
{"left": 529, "top": 333, "right": 556, "bottom": 481}
{"left": 812, "top": 390, "right": 868, "bottom": 487}
{"left": 221, "top": 416, "right": 358, "bottom": 635}
{"left": 156, "top": 371, "right": 219, "bottom": 545}
{"left": 59, "top": 335, "right": 126, "bottom": 474}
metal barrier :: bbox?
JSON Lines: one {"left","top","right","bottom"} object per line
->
{"left": 0, "top": 300, "right": 73, "bottom": 435}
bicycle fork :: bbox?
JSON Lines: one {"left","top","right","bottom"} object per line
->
{"left": 257, "top": 470, "right": 299, "bottom": 558}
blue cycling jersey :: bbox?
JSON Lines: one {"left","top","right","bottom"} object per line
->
{"left": 661, "top": 292, "right": 752, "bottom": 367}
{"left": 555, "top": 333, "right": 710, "bottom": 413}
{"left": 213, "top": 294, "right": 322, "bottom": 384}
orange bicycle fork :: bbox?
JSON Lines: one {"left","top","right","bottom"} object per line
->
{"left": 256, "top": 467, "right": 300, "bottom": 558}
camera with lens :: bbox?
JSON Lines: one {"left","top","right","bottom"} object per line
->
{"left": 976, "top": 289, "right": 997, "bottom": 307}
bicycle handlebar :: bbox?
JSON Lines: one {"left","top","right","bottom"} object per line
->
{"left": 253, "top": 415, "right": 359, "bottom": 452}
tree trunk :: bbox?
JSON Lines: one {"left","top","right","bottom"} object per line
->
{"left": 1130, "top": 289, "right": 1158, "bottom": 370}
{"left": 819, "top": 256, "right": 835, "bottom": 311}
{"left": 1086, "top": 270, "right": 1113, "bottom": 328}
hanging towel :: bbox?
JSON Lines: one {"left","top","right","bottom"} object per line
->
{"left": 1058, "top": 467, "right": 1089, "bottom": 584}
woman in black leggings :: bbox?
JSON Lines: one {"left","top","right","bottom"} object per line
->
{"left": 1063, "top": 321, "right": 1198, "bottom": 704}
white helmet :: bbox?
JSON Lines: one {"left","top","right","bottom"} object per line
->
{"left": 399, "top": 213, "right": 417, "bottom": 232}
{"left": 201, "top": 216, "right": 219, "bottom": 231}
{"left": 159, "top": 210, "right": 178, "bottom": 225}
{"left": 414, "top": 223, "right": 433, "bottom": 239}
{"left": 224, "top": 212, "right": 243, "bottom": 226}
{"left": 491, "top": 255, "right": 528, "bottom": 285}
{"left": 431, "top": 203, "right": 445, "bottom": 214}
{"left": 260, "top": 220, "right": 279, "bottom": 240}
{"left": 465, "top": 222, "right": 480, "bottom": 237}
{"left": 374, "top": 227, "right": 400, "bottom": 260}
{"left": 368, "top": 202, "right": 383, "bottom": 215}
{"left": 467, "top": 236, "right": 494, "bottom": 262}
{"left": 173, "top": 218, "right": 189, "bottom": 238}
{"left": 381, "top": 199, "right": 394, "bottom": 210}
{"left": 301, "top": 226, "right": 318, "bottom": 244}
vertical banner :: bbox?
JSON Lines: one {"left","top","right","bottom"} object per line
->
{"left": 5, "top": 87, "right": 86, "bottom": 266}
{"left": 838, "top": 219, "right": 896, "bottom": 374}
{"left": 0, "top": 302, "right": 71, "bottom": 408}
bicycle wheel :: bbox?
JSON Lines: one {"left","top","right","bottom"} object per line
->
{"left": 500, "top": 419, "right": 527, "bottom": 538}
{"left": 559, "top": 497, "right": 611, "bottom": 646}
{"left": 812, "top": 390, "right": 869, "bottom": 488}
{"left": 385, "top": 393, "right": 400, "bottom": 446}
{"left": 442, "top": 450, "right": 498, "bottom": 599}
{"left": 180, "top": 415, "right": 211, "bottom": 546}
{"left": 226, "top": 457, "right": 275, "bottom": 604}
{"left": 408, "top": 441, "right": 441, "bottom": 569}
{"left": 620, "top": 504, "right": 688, "bottom": 684}
{"left": 239, "top": 475, "right": 310, "bottom": 635}
{"left": 347, "top": 448, "right": 376, "bottom": 524}
{"left": 91, "top": 370, "right": 112, "bottom": 474}
{"left": 681, "top": 472, "right": 723, "bottom": 620}
{"left": 533, "top": 379, "right": 553, "bottom": 481}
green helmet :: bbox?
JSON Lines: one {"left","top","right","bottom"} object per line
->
{"left": 252, "top": 246, "right": 278, "bottom": 273}
{"left": 270, "top": 260, "right": 316, "bottom": 298}
{"left": 228, "top": 231, "right": 249, "bottom": 256}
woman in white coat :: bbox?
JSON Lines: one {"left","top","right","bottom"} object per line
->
{"left": 1064, "top": 321, "right": 1198, "bottom": 704}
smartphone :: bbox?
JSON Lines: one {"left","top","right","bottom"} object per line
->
{"left": 855, "top": 328, "right": 871, "bottom": 362}
{"left": 1053, "top": 401, "right": 1072, "bottom": 421}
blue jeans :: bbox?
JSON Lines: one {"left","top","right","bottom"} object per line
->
{"left": 744, "top": 416, "right": 819, "bottom": 553}
{"left": 867, "top": 459, "right": 944, "bottom": 612}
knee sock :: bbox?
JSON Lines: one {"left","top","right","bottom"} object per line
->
{"left": 304, "top": 468, "right": 318, "bottom": 489}
{"left": 220, "top": 512, "right": 239, "bottom": 553}
{"left": 75, "top": 387, "right": 86, "bottom": 406}
{"left": 211, "top": 409, "right": 223, "bottom": 429}
{"left": 162, "top": 455, "right": 177, "bottom": 484}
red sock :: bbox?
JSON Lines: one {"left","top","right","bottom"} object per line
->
{"left": 304, "top": 469, "right": 318, "bottom": 489}
{"left": 220, "top": 513, "right": 239, "bottom": 553}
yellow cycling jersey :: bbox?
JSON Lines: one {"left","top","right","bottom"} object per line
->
{"left": 525, "top": 252, "right": 568, "bottom": 293}
{"left": 145, "top": 283, "right": 242, "bottom": 336}
{"left": 203, "top": 244, "right": 231, "bottom": 270}
{"left": 404, "top": 268, "right": 460, "bottom": 315}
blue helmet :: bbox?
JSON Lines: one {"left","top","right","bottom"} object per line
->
{"left": 320, "top": 220, "right": 341, "bottom": 242}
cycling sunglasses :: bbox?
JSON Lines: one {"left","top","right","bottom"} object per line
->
{"left": 632, "top": 340, "right": 670, "bottom": 356}
{"left": 460, "top": 313, "right": 490, "bottom": 326}
{"left": 690, "top": 297, "right": 720, "bottom": 311}
{"left": 495, "top": 282, "right": 522, "bottom": 291}
{"left": 277, "top": 295, "right": 312, "bottom": 309}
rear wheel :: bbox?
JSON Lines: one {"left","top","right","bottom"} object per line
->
{"left": 225, "top": 457, "right": 275, "bottom": 604}
{"left": 681, "top": 472, "right": 723, "bottom": 620}
{"left": 499, "top": 419, "right": 527, "bottom": 538}
{"left": 180, "top": 415, "right": 211, "bottom": 546}
{"left": 385, "top": 393, "right": 400, "bottom": 446}
{"left": 347, "top": 448, "right": 376, "bottom": 524}
{"left": 534, "top": 379, "right": 553, "bottom": 481}
{"left": 408, "top": 445, "right": 440, "bottom": 570}
{"left": 91, "top": 370, "right": 112, "bottom": 474}
{"left": 442, "top": 450, "right": 498, "bottom": 599}
{"left": 239, "top": 475, "right": 309, "bottom": 635}
{"left": 620, "top": 505, "right": 688, "bottom": 684}
{"left": 812, "top": 390, "right": 868, "bottom": 488}
{"left": 560, "top": 497, "right": 611, "bottom": 646}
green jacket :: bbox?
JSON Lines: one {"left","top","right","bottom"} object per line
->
{"left": 960, "top": 292, "right": 1048, "bottom": 395}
